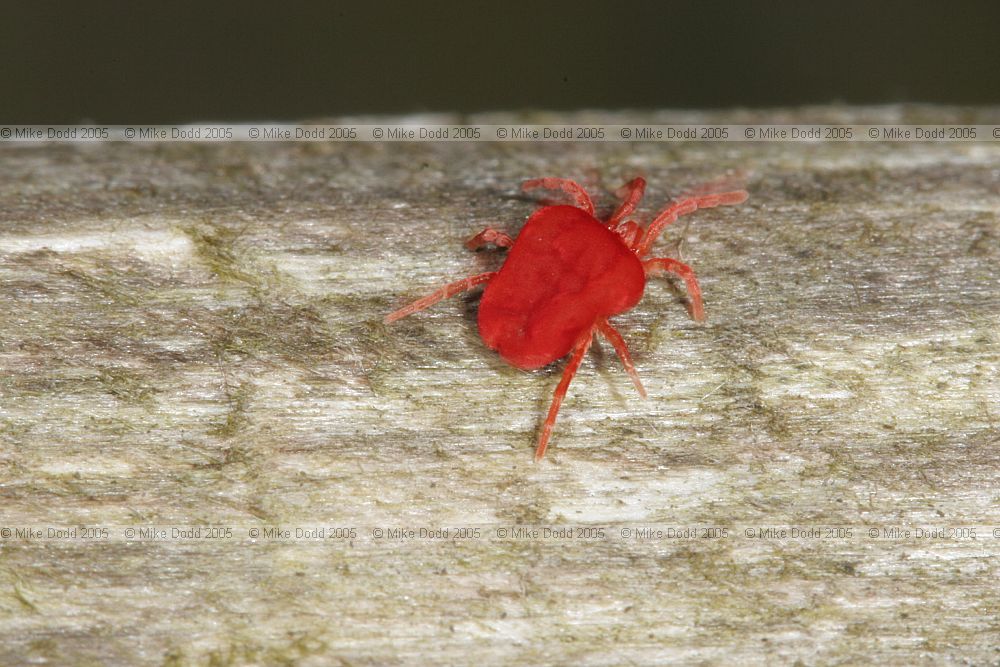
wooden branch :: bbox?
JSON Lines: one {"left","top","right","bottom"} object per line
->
{"left": 1, "top": 107, "right": 999, "bottom": 665}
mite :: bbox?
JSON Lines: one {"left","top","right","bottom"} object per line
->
{"left": 385, "top": 177, "right": 748, "bottom": 460}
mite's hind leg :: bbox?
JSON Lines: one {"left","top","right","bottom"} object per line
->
{"left": 595, "top": 317, "right": 646, "bottom": 398}
{"left": 384, "top": 272, "right": 497, "bottom": 324}
{"left": 535, "top": 330, "right": 594, "bottom": 461}
{"left": 644, "top": 257, "right": 705, "bottom": 322}
{"left": 464, "top": 228, "right": 514, "bottom": 251}
{"left": 522, "top": 178, "right": 595, "bottom": 216}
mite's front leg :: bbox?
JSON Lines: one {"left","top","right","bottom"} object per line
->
{"left": 522, "top": 178, "right": 595, "bottom": 216}
{"left": 607, "top": 177, "right": 646, "bottom": 228}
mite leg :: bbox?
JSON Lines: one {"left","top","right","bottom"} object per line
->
{"left": 522, "top": 178, "right": 595, "bottom": 216}
{"left": 644, "top": 257, "right": 705, "bottom": 322}
{"left": 614, "top": 220, "right": 643, "bottom": 249}
{"left": 464, "top": 227, "right": 514, "bottom": 251}
{"left": 384, "top": 272, "right": 497, "bottom": 324}
{"left": 636, "top": 190, "right": 748, "bottom": 256}
{"left": 595, "top": 317, "right": 646, "bottom": 398}
{"left": 607, "top": 177, "right": 646, "bottom": 228}
{"left": 535, "top": 330, "right": 594, "bottom": 461}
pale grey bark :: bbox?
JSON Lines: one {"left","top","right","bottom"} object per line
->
{"left": 1, "top": 107, "right": 999, "bottom": 665}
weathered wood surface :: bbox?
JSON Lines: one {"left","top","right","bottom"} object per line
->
{"left": 1, "top": 107, "right": 999, "bottom": 665}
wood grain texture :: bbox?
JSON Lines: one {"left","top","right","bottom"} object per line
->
{"left": 1, "top": 107, "right": 999, "bottom": 665}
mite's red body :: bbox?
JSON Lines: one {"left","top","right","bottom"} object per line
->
{"left": 385, "top": 177, "right": 748, "bottom": 460}
{"left": 478, "top": 205, "right": 645, "bottom": 370}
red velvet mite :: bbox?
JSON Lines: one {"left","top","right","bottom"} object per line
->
{"left": 385, "top": 177, "right": 748, "bottom": 460}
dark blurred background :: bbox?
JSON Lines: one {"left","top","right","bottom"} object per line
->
{"left": 3, "top": 1, "right": 1000, "bottom": 123}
